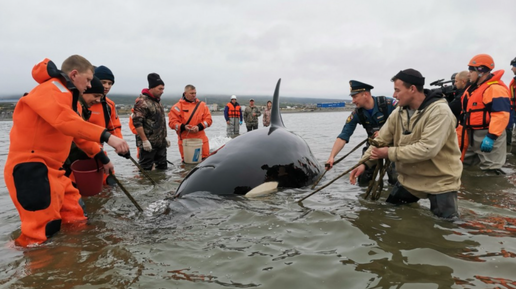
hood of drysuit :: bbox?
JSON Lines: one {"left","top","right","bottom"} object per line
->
{"left": 32, "top": 58, "right": 65, "bottom": 84}
{"left": 32, "top": 58, "right": 80, "bottom": 113}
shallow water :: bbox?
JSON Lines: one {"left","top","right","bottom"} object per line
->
{"left": 1, "top": 111, "right": 516, "bottom": 289}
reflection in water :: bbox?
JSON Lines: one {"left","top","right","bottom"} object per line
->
{"left": 2, "top": 114, "right": 516, "bottom": 288}
{"left": 8, "top": 214, "right": 144, "bottom": 288}
{"left": 341, "top": 199, "right": 479, "bottom": 288}
{"left": 473, "top": 275, "right": 516, "bottom": 288}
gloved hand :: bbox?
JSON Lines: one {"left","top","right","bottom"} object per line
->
{"left": 142, "top": 140, "right": 152, "bottom": 152}
{"left": 480, "top": 135, "right": 495, "bottom": 152}
{"left": 239, "top": 121, "right": 243, "bottom": 125}
{"left": 118, "top": 151, "right": 131, "bottom": 159}
{"left": 166, "top": 139, "right": 171, "bottom": 148}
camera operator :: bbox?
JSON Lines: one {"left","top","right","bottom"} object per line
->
{"left": 430, "top": 73, "right": 462, "bottom": 125}
{"left": 449, "top": 71, "right": 469, "bottom": 123}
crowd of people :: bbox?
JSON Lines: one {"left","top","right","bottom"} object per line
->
{"left": 3, "top": 54, "right": 277, "bottom": 247}
{"left": 4, "top": 53, "right": 516, "bottom": 247}
{"left": 223, "top": 96, "right": 270, "bottom": 138}
{"left": 331, "top": 53, "right": 516, "bottom": 220}
{"left": 4, "top": 56, "right": 129, "bottom": 247}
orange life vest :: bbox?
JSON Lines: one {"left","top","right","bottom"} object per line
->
{"left": 226, "top": 102, "right": 241, "bottom": 118}
{"left": 462, "top": 70, "right": 510, "bottom": 133}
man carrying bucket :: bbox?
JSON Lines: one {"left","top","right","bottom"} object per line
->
{"left": 169, "top": 84, "right": 213, "bottom": 163}
{"left": 3, "top": 55, "right": 129, "bottom": 247}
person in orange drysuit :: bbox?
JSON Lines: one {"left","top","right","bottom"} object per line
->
{"left": 168, "top": 84, "right": 213, "bottom": 161}
{"left": 3, "top": 55, "right": 129, "bottom": 247}
{"left": 460, "top": 54, "right": 511, "bottom": 172}
{"left": 90, "top": 65, "right": 122, "bottom": 138}
{"left": 87, "top": 65, "right": 125, "bottom": 184}
{"left": 63, "top": 76, "right": 124, "bottom": 185}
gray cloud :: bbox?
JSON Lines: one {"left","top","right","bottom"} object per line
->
{"left": 1, "top": 0, "right": 514, "bottom": 99}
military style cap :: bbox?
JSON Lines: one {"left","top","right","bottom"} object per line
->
{"left": 349, "top": 80, "right": 374, "bottom": 96}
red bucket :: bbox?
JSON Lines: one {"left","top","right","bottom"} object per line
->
{"left": 71, "top": 159, "right": 104, "bottom": 197}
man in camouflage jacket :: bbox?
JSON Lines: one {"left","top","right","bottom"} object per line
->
{"left": 244, "top": 98, "right": 262, "bottom": 131}
{"left": 132, "top": 73, "right": 169, "bottom": 170}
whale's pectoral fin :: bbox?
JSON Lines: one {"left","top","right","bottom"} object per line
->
{"left": 245, "top": 182, "right": 279, "bottom": 198}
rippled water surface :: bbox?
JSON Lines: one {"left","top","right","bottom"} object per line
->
{"left": 1, "top": 112, "right": 516, "bottom": 288}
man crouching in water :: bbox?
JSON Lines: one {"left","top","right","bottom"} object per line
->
{"left": 350, "top": 68, "right": 462, "bottom": 219}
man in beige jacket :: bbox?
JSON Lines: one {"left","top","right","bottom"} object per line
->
{"left": 350, "top": 68, "right": 462, "bottom": 219}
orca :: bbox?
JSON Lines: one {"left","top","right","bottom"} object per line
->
{"left": 174, "top": 79, "right": 323, "bottom": 197}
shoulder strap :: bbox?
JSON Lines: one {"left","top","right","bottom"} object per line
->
{"left": 356, "top": 108, "right": 366, "bottom": 125}
{"left": 101, "top": 98, "right": 111, "bottom": 128}
{"left": 377, "top": 96, "right": 388, "bottom": 116}
{"left": 357, "top": 96, "right": 389, "bottom": 127}
{"left": 185, "top": 101, "right": 201, "bottom": 125}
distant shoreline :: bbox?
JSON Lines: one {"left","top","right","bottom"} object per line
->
{"left": 117, "top": 107, "right": 352, "bottom": 117}
{"left": 0, "top": 103, "right": 353, "bottom": 121}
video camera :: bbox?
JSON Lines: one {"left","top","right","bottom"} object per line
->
{"left": 430, "top": 73, "right": 457, "bottom": 103}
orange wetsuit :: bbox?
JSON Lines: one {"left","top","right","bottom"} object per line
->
{"left": 89, "top": 97, "right": 123, "bottom": 138}
{"left": 3, "top": 59, "right": 111, "bottom": 247}
{"left": 85, "top": 97, "right": 122, "bottom": 183}
{"left": 168, "top": 97, "right": 213, "bottom": 159}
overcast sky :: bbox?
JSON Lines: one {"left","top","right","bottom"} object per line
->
{"left": 1, "top": 0, "right": 515, "bottom": 100}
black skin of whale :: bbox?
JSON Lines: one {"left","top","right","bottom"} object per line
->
{"left": 174, "top": 79, "right": 323, "bottom": 197}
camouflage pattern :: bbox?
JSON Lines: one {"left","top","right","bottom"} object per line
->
{"left": 132, "top": 93, "right": 167, "bottom": 148}
{"left": 244, "top": 106, "right": 262, "bottom": 125}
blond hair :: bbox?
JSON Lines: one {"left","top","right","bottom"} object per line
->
{"left": 184, "top": 84, "right": 196, "bottom": 91}
{"left": 61, "top": 55, "right": 94, "bottom": 74}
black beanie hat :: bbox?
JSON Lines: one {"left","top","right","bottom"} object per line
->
{"left": 393, "top": 68, "right": 425, "bottom": 86}
{"left": 84, "top": 76, "right": 104, "bottom": 95}
{"left": 148, "top": 73, "right": 165, "bottom": 89}
{"left": 95, "top": 65, "right": 115, "bottom": 84}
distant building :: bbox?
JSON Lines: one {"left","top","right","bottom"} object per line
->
{"left": 207, "top": 103, "right": 218, "bottom": 112}
{"left": 316, "top": 102, "right": 346, "bottom": 108}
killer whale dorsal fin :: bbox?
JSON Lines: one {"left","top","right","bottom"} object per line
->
{"left": 271, "top": 78, "right": 285, "bottom": 128}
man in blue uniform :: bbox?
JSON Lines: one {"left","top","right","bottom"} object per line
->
{"left": 326, "top": 80, "right": 397, "bottom": 185}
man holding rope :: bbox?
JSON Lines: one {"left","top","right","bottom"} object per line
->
{"left": 326, "top": 80, "right": 397, "bottom": 186}
{"left": 350, "top": 69, "right": 462, "bottom": 219}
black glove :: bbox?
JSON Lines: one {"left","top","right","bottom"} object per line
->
{"left": 118, "top": 151, "right": 131, "bottom": 159}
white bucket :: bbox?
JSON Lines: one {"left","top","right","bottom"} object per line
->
{"left": 183, "top": 138, "right": 203, "bottom": 164}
